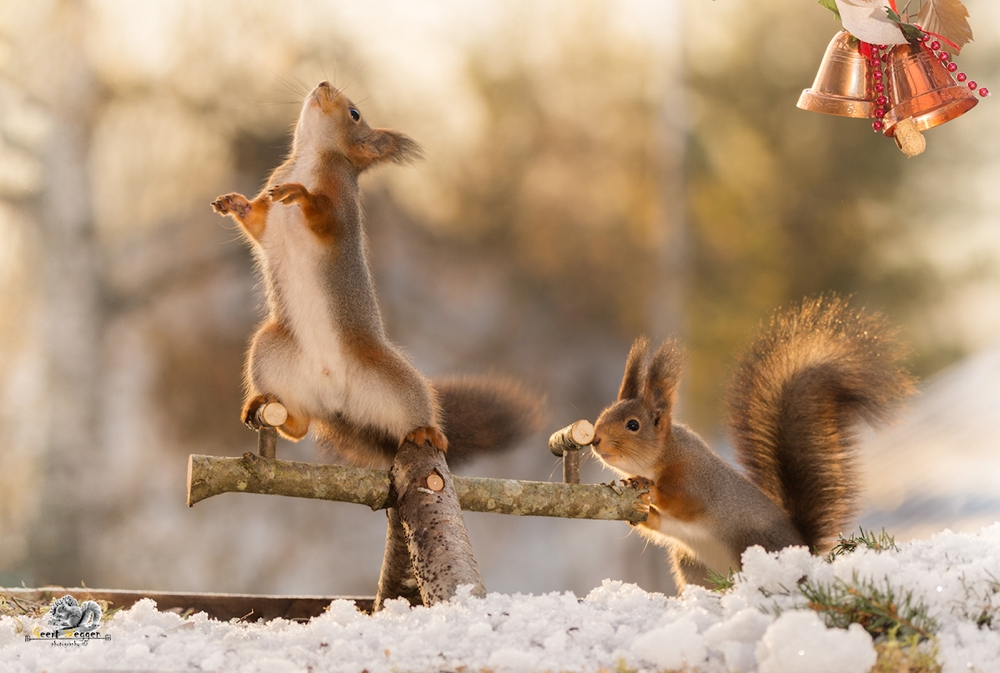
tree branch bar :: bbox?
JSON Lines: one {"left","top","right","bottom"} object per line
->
{"left": 187, "top": 452, "right": 648, "bottom": 524}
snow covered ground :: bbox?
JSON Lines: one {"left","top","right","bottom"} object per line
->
{"left": 3, "top": 525, "right": 999, "bottom": 673}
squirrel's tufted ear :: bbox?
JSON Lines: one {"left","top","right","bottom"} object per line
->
{"left": 618, "top": 336, "right": 649, "bottom": 401}
{"left": 351, "top": 128, "right": 423, "bottom": 172}
{"left": 643, "top": 340, "right": 683, "bottom": 431}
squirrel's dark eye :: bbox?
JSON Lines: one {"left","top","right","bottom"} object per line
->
{"left": 626, "top": 419, "right": 640, "bottom": 432}
{"left": 349, "top": 108, "right": 361, "bottom": 122}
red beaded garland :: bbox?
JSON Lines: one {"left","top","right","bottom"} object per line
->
{"left": 872, "top": 120, "right": 884, "bottom": 132}
{"left": 906, "top": 28, "right": 994, "bottom": 108}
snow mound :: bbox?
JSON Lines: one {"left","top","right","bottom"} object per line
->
{"left": 4, "top": 524, "right": 1000, "bottom": 672}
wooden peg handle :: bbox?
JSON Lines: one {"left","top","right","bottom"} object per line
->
{"left": 255, "top": 402, "right": 288, "bottom": 428}
{"left": 254, "top": 402, "right": 287, "bottom": 459}
{"left": 548, "top": 419, "right": 595, "bottom": 457}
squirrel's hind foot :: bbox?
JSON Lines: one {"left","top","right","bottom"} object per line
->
{"left": 242, "top": 394, "right": 309, "bottom": 440}
{"left": 404, "top": 426, "right": 449, "bottom": 453}
{"left": 242, "top": 394, "right": 276, "bottom": 430}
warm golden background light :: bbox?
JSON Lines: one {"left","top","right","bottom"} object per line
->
{"left": 1, "top": 0, "right": 997, "bottom": 596}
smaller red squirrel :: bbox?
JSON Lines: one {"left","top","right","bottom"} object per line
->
{"left": 212, "top": 81, "right": 541, "bottom": 468}
{"left": 591, "top": 297, "right": 915, "bottom": 588}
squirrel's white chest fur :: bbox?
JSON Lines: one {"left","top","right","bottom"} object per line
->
{"left": 609, "top": 461, "right": 742, "bottom": 576}
{"left": 255, "top": 165, "right": 349, "bottom": 416}
{"left": 641, "top": 515, "right": 741, "bottom": 577}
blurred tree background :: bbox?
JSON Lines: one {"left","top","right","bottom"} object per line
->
{"left": 0, "top": 0, "right": 997, "bottom": 596}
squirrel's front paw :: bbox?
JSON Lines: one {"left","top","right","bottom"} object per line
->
{"left": 404, "top": 426, "right": 449, "bottom": 453}
{"left": 211, "top": 193, "right": 252, "bottom": 220}
{"left": 268, "top": 183, "right": 309, "bottom": 205}
{"left": 624, "top": 476, "right": 654, "bottom": 493}
{"left": 623, "top": 478, "right": 654, "bottom": 527}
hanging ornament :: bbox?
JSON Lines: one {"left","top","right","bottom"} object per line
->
{"left": 799, "top": 0, "right": 988, "bottom": 156}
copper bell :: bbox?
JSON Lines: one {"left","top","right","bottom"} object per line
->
{"left": 798, "top": 31, "right": 876, "bottom": 118}
{"left": 882, "top": 40, "right": 978, "bottom": 136}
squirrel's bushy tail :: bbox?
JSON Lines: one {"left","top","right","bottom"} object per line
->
{"left": 727, "top": 296, "right": 915, "bottom": 551}
{"left": 434, "top": 376, "right": 546, "bottom": 467}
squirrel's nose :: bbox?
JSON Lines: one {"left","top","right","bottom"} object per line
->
{"left": 317, "top": 81, "right": 331, "bottom": 89}
{"left": 591, "top": 436, "right": 601, "bottom": 447}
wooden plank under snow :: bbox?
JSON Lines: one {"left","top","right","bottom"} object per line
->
{"left": 0, "top": 588, "right": 373, "bottom": 621}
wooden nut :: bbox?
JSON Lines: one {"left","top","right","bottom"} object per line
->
{"left": 893, "top": 117, "right": 926, "bottom": 157}
{"left": 548, "top": 419, "right": 595, "bottom": 456}
{"left": 425, "top": 472, "right": 445, "bottom": 492}
{"left": 257, "top": 402, "right": 288, "bottom": 428}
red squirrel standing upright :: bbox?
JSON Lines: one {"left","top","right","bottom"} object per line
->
{"left": 212, "top": 81, "right": 541, "bottom": 468}
{"left": 591, "top": 297, "right": 914, "bottom": 588}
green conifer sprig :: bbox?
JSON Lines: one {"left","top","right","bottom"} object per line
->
{"left": 826, "top": 527, "right": 899, "bottom": 561}
{"left": 799, "top": 572, "right": 937, "bottom": 641}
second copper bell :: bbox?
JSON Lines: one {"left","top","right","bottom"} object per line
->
{"left": 881, "top": 40, "right": 977, "bottom": 136}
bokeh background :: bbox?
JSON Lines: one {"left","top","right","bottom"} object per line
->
{"left": 1, "top": 0, "right": 998, "bottom": 597}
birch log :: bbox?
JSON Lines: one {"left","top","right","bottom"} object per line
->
{"left": 187, "top": 453, "right": 648, "bottom": 524}
{"left": 391, "top": 440, "right": 485, "bottom": 604}
{"left": 374, "top": 508, "right": 422, "bottom": 609}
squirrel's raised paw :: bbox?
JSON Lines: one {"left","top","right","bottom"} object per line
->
{"left": 268, "top": 183, "right": 309, "bottom": 204}
{"left": 212, "top": 193, "right": 252, "bottom": 220}
{"left": 404, "top": 426, "right": 449, "bottom": 453}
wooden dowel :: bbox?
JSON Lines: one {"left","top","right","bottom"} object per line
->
{"left": 563, "top": 450, "right": 580, "bottom": 484}
{"left": 254, "top": 403, "right": 287, "bottom": 459}
{"left": 257, "top": 428, "right": 277, "bottom": 459}
{"left": 548, "top": 420, "right": 594, "bottom": 484}
{"left": 548, "top": 420, "right": 595, "bottom": 456}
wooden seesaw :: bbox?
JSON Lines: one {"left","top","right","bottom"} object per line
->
{"left": 186, "top": 406, "right": 648, "bottom": 610}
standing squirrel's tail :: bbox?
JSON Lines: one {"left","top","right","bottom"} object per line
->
{"left": 727, "top": 296, "right": 915, "bottom": 551}
{"left": 433, "top": 376, "right": 546, "bottom": 467}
